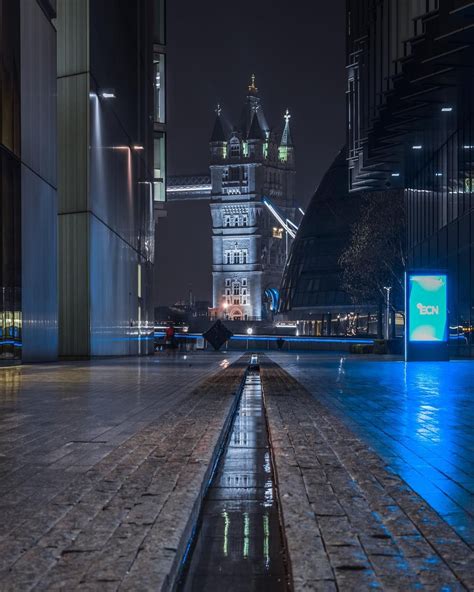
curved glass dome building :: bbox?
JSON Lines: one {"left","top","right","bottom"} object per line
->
{"left": 278, "top": 148, "right": 379, "bottom": 336}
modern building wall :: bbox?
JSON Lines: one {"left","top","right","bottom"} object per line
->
{"left": 209, "top": 80, "right": 296, "bottom": 321}
{"left": 346, "top": 0, "right": 474, "bottom": 355}
{"left": 0, "top": 0, "right": 58, "bottom": 363}
{"left": 57, "top": 0, "right": 157, "bottom": 357}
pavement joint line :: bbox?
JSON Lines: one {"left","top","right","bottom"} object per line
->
{"left": 259, "top": 356, "right": 474, "bottom": 592}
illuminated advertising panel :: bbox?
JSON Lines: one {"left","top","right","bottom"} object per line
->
{"left": 408, "top": 274, "right": 448, "bottom": 342}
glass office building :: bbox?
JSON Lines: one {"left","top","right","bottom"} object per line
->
{"left": 0, "top": 0, "right": 58, "bottom": 363}
{"left": 57, "top": 0, "right": 162, "bottom": 357}
{"left": 278, "top": 149, "right": 383, "bottom": 336}
{"left": 347, "top": 0, "right": 474, "bottom": 355}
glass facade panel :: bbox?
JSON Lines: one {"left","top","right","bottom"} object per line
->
{"left": 0, "top": 2, "right": 21, "bottom": 361}
{"left": 154, "top": 133, "right": 166, "bottom": 202}
{"left": 154, "top": 0, "right": 165, "bottom": 44}
{"left": 0, "top": 0, "right": 21, "bottom": 156}
{"left": 0, "top": 150, "right": 21, "bottom": 360}
{"left": 153, "top": 53, "right": 165, "bottom": 124}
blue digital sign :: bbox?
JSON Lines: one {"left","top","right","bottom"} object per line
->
{"left": 408, "top": 274, "right": 448, "bottom": 342}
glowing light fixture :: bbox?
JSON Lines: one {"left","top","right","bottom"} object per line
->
{"left": 391, "top": 173, "right": 400, "bottom": 177}
{"left": 441, "top": 107, "right": 453, "bottom": 112}
{"left": 101, "top": 92, "right": 116, "bottom": 99}
{"left": 435, "top": 172, "right": 443, "bottom": 177}
{"left": 263, "top": 198, "right": 296, "bottom": 239}
{"left": 246, "top": 327, "right": 253, "bottom": 335}
{"left": 132, "top": 145, "right": 144, "bottom": 150}
{"left": 412, "top": 145, "right": 422, "bottom": 150}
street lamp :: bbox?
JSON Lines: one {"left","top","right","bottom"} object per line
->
{"left": 383, "top": 286, "right": 392, "bottom": 340}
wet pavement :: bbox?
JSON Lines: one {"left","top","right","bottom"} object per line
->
{"left": 0, "top": 352, "right": 244, "bottom": 590}
{"left": 269, "top": 352, "right": 474, "bottom": 547}
{"left": 179, "top": 371, "right": 289, "bottom": 592}
{"left": 261, "top": 358, "right": 474, "bottom": 591}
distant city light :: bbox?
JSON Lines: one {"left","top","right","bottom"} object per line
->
{"left": 412, "top": 145, "right": 422, "bottom": 150}
{"left": 435, "top": 172, "right": 443, "bottom": 177}
{"left": 391, "top": 173, "right": 400, "bottom": 177}
{"left": 100, "top": 92, "right": 116, "bottom": 99}
{"left": 464, "top": 145, "right": 474, "bottom": 149}
{"left": 441, "top": 107, "right": 453, "bottom": 112}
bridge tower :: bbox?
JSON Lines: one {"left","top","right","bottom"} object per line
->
{"left": 209, "top": 76, "right": 296, "bottom": 321}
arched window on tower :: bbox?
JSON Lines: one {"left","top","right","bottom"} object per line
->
{"left": 229, "top": 137, "right": 241, "bottom": 157}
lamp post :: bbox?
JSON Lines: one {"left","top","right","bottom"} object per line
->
{"left": 383, "top": 286, "right": 392, "bottom": 340}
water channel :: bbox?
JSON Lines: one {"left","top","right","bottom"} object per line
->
{"left": 178, "top": 367, "right": 290, "bottom": 591}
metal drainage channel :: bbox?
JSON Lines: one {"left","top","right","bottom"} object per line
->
{"left": 177, "top": 355, "right": 291, "bottom": 591}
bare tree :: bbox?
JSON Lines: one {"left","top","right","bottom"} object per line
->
{"left": 339, "top": 190, "right": 406, "bottom": 337}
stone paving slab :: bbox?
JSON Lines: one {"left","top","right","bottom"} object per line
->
{"left": 0, "top": 354, "right": 246, "bottom": 591}
{"left": 268, "top": 352, "right": 474, "bottom": 547}
{"left": 260, "top": 358, "right": 474, "bottom": 591}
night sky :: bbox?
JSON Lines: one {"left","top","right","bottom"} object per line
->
{"left": 155, "top": 1, "right": 346, "bottom": 307}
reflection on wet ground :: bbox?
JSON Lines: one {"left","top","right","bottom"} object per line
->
{"left": 179, "top": 372, "right": 289, "bottom": 591}
{"left": 270, "top": 352, "right": 474, "bottom": 547}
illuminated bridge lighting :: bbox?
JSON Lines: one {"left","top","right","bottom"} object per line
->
{"left": 166, "top": 185, "right": 212, "bottom": 193}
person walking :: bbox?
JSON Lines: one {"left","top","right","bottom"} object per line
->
{"left": 165, "top": 323, "right": 176, "bottom": 355}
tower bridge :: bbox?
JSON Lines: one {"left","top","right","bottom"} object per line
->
{"left": 167, "top": 76, "right": 296, "bottom": 322}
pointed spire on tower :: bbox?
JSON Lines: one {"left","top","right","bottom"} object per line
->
{"left": 247, "top": 110, "right": 265, "bottom": 141}
{"left": 280, "top": 109, "right": 294, "bottom": 147}
{"left": 210, "top": 103, "right": 226, "bottom": 142}
{"left": 248, "top": 73, "right": 258, "bottom": 95}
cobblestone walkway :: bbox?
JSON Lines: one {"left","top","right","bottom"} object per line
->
{"left": 0, "top": 353, "right": 243, "bottom": 591}
{"left": 261, "top": 358, "right": 474, "bottom": 591}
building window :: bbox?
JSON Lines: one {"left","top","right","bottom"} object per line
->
{"left": 226, "top": 251, "right": 231, "bottom": 264}
{"left": 243, "top": 250, "right": 247, "bottom": 264}
{"left": 224, "top": 215, "right": 231, "bottom": 227}
{"left": 234, "top": 216, "right": 239, "bottom": 227}
{"left": 233, "top": 251, "right": 239, "bottom": 264}
{"left": 154, "top": 133, "right": 166, "bottom": 202}
{"left": 153, "top": 53, "right": 165, "bottom": 123}
{"left": 243, "top": 215, "right": 248, "bottom": 227}
{"left": 225, "top": 279, "right": 231, "bottom": 287}
{"left": 230, "top": 138, "right": 240, "bottom": 157}
{"left": 154, "top": 0, "right": 165, "bottom": 43}
{"left": 229, "top": 167, "right": 240, "bottom": 182}
{"left": 242, "top": 278, "right": 247, "bottom": 286}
